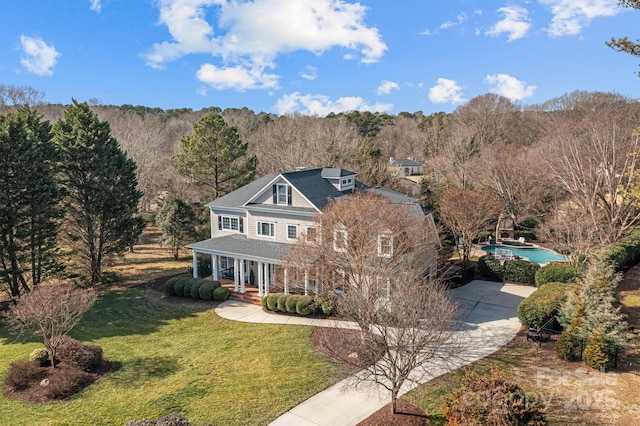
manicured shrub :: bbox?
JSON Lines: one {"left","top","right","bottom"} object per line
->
{"left": 198, "top": 280, "right": 221, "bottom": 300}
{"left": 535, "top": 264, "right": 581, "bottom": 287}
{"left": 442, "top": 368, "right": 546, "bottom": 426}
{"left": 320, "top": 300, "right": 335, "bottom": 316}
{"left": 296, "top": 296, "right": 314, "bottom": 315}
{"left": 56, "top": 336, "right": 103, "bottom": 371}
{"left": 182, "top": 280, "right": 195, "bottom": 297}
{"left": 164, "top": 278, "right": 177, "bottom": 296}
{"left": 602, "top": 244, "right": 627, "bottom": 270}
{"left": 261, "top": 294, "right": 269, "bottom": 309}
{"left": 477, "top": 255, "right": 504, "bottom": 281}
{"left": 276, "top": 294, "right": 289, "bottom": 312}
{"left": 504, "top": 259, "right": 539, "bottom": 285}
{"left": 190, "top": 279, "right": 204, "bottom": 298}
{"left": 43, "top": 367, "right": 93, "bottom": 400}
{"left": 172, "top": 276, "right": 189, "bottom": 297}
{"left": 213, "top": 286, "right": 230, "bottom": 301}
{"left": 517, "top": 282, "right": 569, "bottom": 329}
{"left": 285, "top": 295, "right": 300, "bottom": 314}
{"left": 265, "top": 294, "right": 278, "bottom": 311}
{"left": 583, "top": 326, "right": 613, "bottom": 370}
{"left": 3, "top": 359, "right": 44, "bottom": 390}
{"left": 29, "top": 348, "right": 50, "bottom": 367}
{"left": 100, "top": 271, "right": 119, "bottom": 284}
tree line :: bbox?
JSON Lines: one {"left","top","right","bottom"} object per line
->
{"left": 0, "top": 100, "right": 143, "bottom": 298}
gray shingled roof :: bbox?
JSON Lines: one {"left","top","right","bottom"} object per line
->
{"left": 281, "top": 167, "right": 350, "bottom": 210}
{"left": 320, "top": 167, "right": 356, "bottom": 178}
{"left": 186, "top": 234, "right": 289, "bottom": 263}
{"left": 391, "top": 158, "right": 423, "bottom": 167}
{"left": 206, "top": 174, "right": 277, "bottom": 209}
{"left": 366, "top": 186, "right": 425, "bottom": 215}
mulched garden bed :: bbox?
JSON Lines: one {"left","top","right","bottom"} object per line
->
{"left": 3, "top": 359, "right": 112, "bottom": 403}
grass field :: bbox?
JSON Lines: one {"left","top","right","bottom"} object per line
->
{"left": 0, "top": 288, "right": 345, "bottom": 425}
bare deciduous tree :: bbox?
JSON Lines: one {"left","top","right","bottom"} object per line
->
{"left": 282, "top": 192, "right": 457, "bottom": 413}
{"left": 544, "top": 124, "right": 640, "bottom": 244}
{"left": 439, "top": 188, "right": 503, "bottom": 267}
{"left": 4, "top": 284, "right": 97, "bottom": 368}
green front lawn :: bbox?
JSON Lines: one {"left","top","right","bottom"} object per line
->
{"left": 0, "top": 288, "right": 345, "bottom": 426}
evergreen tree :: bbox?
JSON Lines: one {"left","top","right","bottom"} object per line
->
{"left": 0, "top": 107, "right": 62, "bottom": 298}
{"left": 156, "top": 195, "right": 197, "bottom": 260}
{"left": 173, "top": 111, "right": 257, "bottom": 202}
{"left": 53, "top": 100, "right": 143, "bottom": 285}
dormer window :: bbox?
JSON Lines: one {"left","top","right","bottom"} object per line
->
{"left": 273, "top": 183, "right": 292, "bottom": 206}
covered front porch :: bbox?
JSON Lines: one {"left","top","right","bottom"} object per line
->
{"left": 188, "top": 234, "right": 327, "bottom": 301}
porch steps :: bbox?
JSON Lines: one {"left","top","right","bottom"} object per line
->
{"left": 221, "top": 282, "right": 263, "bottom": 306}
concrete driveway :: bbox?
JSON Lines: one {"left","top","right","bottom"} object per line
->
{"left": 216, "top": 279, "right": 537, "bottom": 426}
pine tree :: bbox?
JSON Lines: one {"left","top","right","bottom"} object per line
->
{"left": 156, "top": 195, "right": 197, "bottom": 260}
{"left": 53, "top": 100, "right": 143, "bottom": 285}
{"left": 173, "top": 111, "right": 257, "bottom": 202}
{"left": 0, "top": 107, "right": 62, "bottom": 298}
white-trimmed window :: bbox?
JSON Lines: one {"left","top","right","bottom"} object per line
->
{"left": 276, "top": 183, "right": 289, "bottom": 205}
{"left": 377, "top": 234, "right": 393, "bottom": 258}
{"left": 257, "top": 221, "right": 275, "bottom": 237}
{"left": 287, "top": 224, "right": 298, "bottom": 240}
{"left": 333, "top": 228, "right": 348, "bottom": 252}
{"left": 218, "top": 215, "right": 242, "bottom": 232}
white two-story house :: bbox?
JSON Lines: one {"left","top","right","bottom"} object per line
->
{"left": 186, "top": 166, "right": 434, "bottom": 298}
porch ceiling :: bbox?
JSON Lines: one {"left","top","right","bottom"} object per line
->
{"left": 186, "top": 234, "right": 289, "bottom": 263}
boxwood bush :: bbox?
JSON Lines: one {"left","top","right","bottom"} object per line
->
{"left": 198, "top": 280, "right": 221, "bottom": 300}
{"left": 517, "top": 282, "right": 569, "bottom": 329}
{"left": 296, "top": 296, "right": 314, "bottom": 315}
{"left": 213, "top": 286, "right": 230, "bottom": 301}
{"left": 285, "top": 295, "right": 301, "bottom": 314}
{"left": 535, "top": 263, "right": 581, "bottom": 287}
{"left": 503, "top": 259, "right": 539, "bottom": 285}
{"left": 165, "top": 274, "right": 191, "bottom": 296}
{"left": 172, "top": 276, "right": 190, "bottom": 297}
{"left": 477, "top": 255, "right": 504, "bottom": 281}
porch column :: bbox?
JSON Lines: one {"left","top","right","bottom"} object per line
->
{"left": 212, "top": 254, "right": 219, "bottom": 281}
{"left": 304, "top": 270, "right": 309, "bottom": 296}
{"left": 239, "top": 259, "right": 246, "bottom": 293}
{"left": 315, "top": 267, "right": 320, "bottom": 295}
{"left": 283, "top": 268, "right": 289, "bottom": 295}
{"left": 264, "top": 263, "right": 270, "bottom": 297}
{"left": 258, "top": 261, "right": 264, "bottom": 297}
{"left": 192, "top": 251, "right": 198, "bottom": 278}
{"left": 233, "top": 258, "right": 240, "bottom": 292}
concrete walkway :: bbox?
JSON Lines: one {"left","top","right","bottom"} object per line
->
{"left": 215, "top": 280, "right": 536, "bottom": 426}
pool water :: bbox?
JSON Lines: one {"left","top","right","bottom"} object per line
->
{"left": 481, "top": 245, "right": 568, "bottom": 265}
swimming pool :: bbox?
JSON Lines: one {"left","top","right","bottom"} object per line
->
{"left": 481, "top": 245, "right": 568, "bottom": 265}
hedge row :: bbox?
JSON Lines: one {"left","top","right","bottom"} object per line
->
{"left": 164, "top": 274, "right": 230, "bottom": 302}
{"left": 601, "top": 228, "right": 640, "bottom": 271}
{"left": 534, "top": 263, "right": 582, "bottom": 287}
{"left": 517, "top": 282, "right": 570, "bottom": 329}
{"left": 261, "top": 293, "right": 336, "bottom": 317}
{"left": 477, "top": 256, "right": 539, "bottom": 285}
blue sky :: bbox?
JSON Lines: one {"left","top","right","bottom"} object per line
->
{"left": 1, "top": 0, "right": 638, "bottom": 115}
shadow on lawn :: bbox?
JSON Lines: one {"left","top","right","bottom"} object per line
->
{"left": 69, "top": 287, "right": 215, "bottom": 341}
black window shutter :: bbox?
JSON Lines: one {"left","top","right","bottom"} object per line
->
{"left": 272, "top": 185, "right": 277, "bottom": 203}
{"left": 239, "top": 217, "right": 244, "bottom": 233}
{"left": 287, "top": 185, "right": 292, "bottom": 205}
{"left": 218, "top": 216, "right": 222, "bottom": 230}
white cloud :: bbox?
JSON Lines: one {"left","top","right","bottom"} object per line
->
{"left": 19, "top": 35, "right": 60, "bottom": 76}
{"left": 89, "top": 0, "right": 102, "bottom": 12}
{"left": 440, "top": 13, "right": 468, "bottom": 30}
{"left": 486, "top": 5, "right": 531, "bottom": 41}
{"left": 377, "top": 80, "right": 399, "bottom": 95}
{"left": 300, "top": 65, "right": 317, "bottom": 80}
{"left": 485, "top": 73, "right": 536, "bottom": 100}
{"left": 275, "top": 92, "right": 392, "bottom": 115}
{"left": 538, "top": 0, "right": 620, "bottom": 37}
{"left": 428, "top": 78, "right": 466, "bottom": 104}
{"left": 145, "top": 0, "right": 387, "bottom": 90}
{"left": 196, "top": 63, "right": 279, "bottom": 90}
